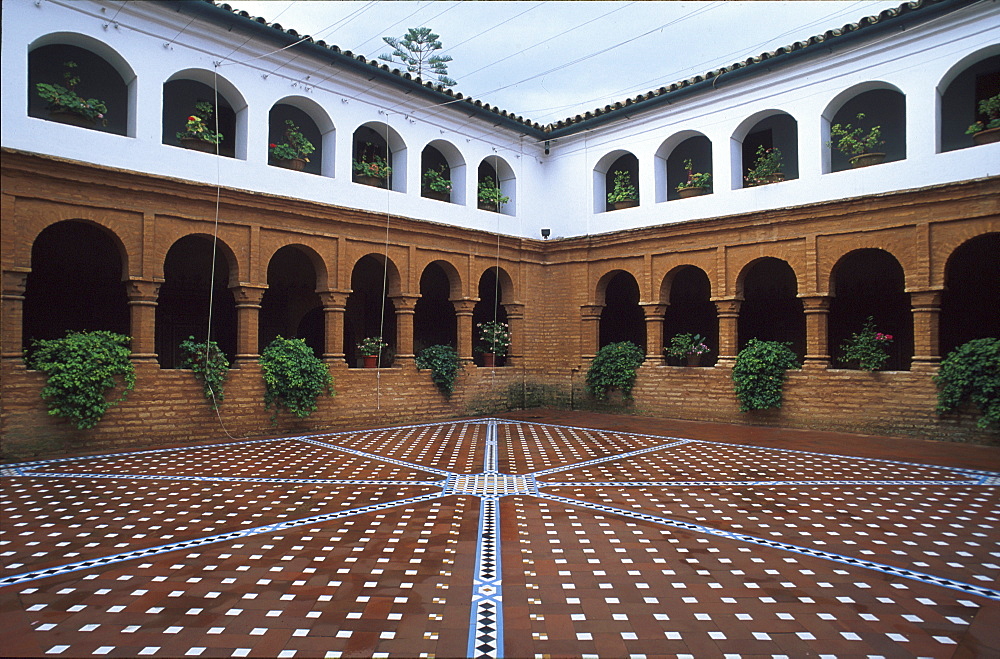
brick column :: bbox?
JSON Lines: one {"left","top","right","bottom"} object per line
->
{"left": 126, "top": 279, "right": 161, "bottom": 363}
{"left": 392, "top": 294, "right": 420, "bottom": 366}
{"left": 1, "top": 268, "right": 29, "bottom": 364}
{"left": 799, "top": 295, "right": 831, "bottom": 369}
{"left": 453, "top": 299, "right": 477, "bottom": 364}
{"left": 580, "top": 304, "right": 604, "bottom": 360}
{"left": 641, "top": 303, "right": 667, "bottom": 365}
{"left": 504, "top": 302, "right": 525, "bottom": 366}
{"left": 910, "top": 288, "right": 944, "bottom": 371}
{"left": 319, "top": 290, "right": 349, "bottom": 366}
{"left": 231, "top": 284, "right": 266, "bottom": 365}
{"left": 712, "top": 297, "right": 742, "bottom": 368}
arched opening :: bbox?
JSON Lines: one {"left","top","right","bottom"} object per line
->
{"left": 260, "top": 246, "right": 323, "bottom": 358}
{"left": 940, "top": 233, "right": 1000, "bottom": 356}
{"left": 825, "top": 86, "right": 906, "bottom": 172}
{"left": 23, "top": 221, "right": 129, "bottom": 353}
{"left": 599, "top": 271, "right": 645, "bottom": 350}
{"left": 473, "top": 267, "right": 511, "bottom": 367}
{"left": 414, "top": 262, "right": 457, "bottom": 353}
{"left": 662, "top": 266, "right": 717, "bottom": 366}
{"left": 421, "top": 144, "right": 452, "bottom": 203}
{"left": 599, "top": 152, "right": 640, "bottom": 213}
{"left": 345, "top": 255, "right": 398, "bottom": 367}
{"left": 268, "top": 102, "right": 324, "bottom": 175}
{"left": 477, "top": 157, "right": 516, "bottom": 216}
{"left": 155, "top": 235, "right": 237, "bottom": 368}
{"left": 28, "top": 42, "right": 129, "bottom": 136}
{"left": 829, "top": 249, "right": 912, "bottom": 370}
{"left": 738, "top": 258, "right": 805, "bottom": 359}
{"left": 162, "top": 77, "right": 239, "bottom": 158}
{"left": 665, "top": 135, "right": 713, "bottom": 201}
{"left": 737, "top": 111, "right": 799, "bottom": 188}
{"left": 940, "top": 52, "right": 1000, "bottom": 152}
{"left": 353, "top": 123, "right": 406, "bottom": 192}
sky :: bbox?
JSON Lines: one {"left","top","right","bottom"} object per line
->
{"left": 229, "top": 1, "right": 904, "bottom": 125}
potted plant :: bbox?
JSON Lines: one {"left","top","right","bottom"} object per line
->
{"left": 607, "top": 170, "right": 638, "bottom": 210}
{"left": 676, "top": 159, "right": 712, "bottom": 198}
{"left": 966, "top": 93, "right": 1000, "bottom": 146}
{"left": 176, "top": 101, "right": 223, "bottom": 153}
{"left": 839, "top": 316, "right": 893, "bottom": 371}
{"left": 665, "top": 332, "right": 710, "bottom": 366}
{"left": 477, "top": 176, "right": 510, "bottom": 212}
{"left": 744, "top": 146, "right": 784, "bottom": 187}
{"left": 269, "top": 119, "right": 314, "bottom": 171}
{"left": 422, "top": 164, "right": 452, "bottom": 202}
{"left": 357, "top": 336, "right": 389, "bottom": 368}
{"left": 35, "top": 60, "right": 108, "bottom": 128}
{"left": 828, "top": 112, "right": 885, "bottom": 168}
{"left": 585, "top": 341, "right": 645, "bottom": 402}
{"left": 353, "top": 143, "right": 392, "bottom": 187}
{"left": 477, "top": 320, "right": 511, "bottom": 367}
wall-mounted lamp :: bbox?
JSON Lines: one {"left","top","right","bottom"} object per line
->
{"left": 541, "top": 228, "right": 551, "bottom": 240}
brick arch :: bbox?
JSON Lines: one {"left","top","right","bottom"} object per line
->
{"left": 735, "top": 256, "right": 806, "bottom": 357}
{"left": 732, "top": 253, "right": 805, "bottom": 299}
{"left": 481, "top": 265, "right": 516, "bottom": 305}
{"left": 819, "top": 240, "right": 913, "bottom": 296}
{"left": 350, "top": 252, "right": 402, "bottom": 298}
{"left": 594, "top": 267, "right": 642, "bottom": 306}
{"left": 260, "top": 241, "right": 329, "bottom": 292}
{"left": 153, "top": 229, "right": 242, "bottom": 287}
{"left": 415, "top": 257, "right": 464, "bottom": 300}
{"left": 931, "top": 226, "right": 999, "bottom": 288}
{"left": 658, "top": 263, "right": 715, "bottom": 304}
{"left": 25, "top": 217, "right": 130, "bottom": 279}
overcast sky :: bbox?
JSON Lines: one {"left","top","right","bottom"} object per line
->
{"left": 230, "top": 1, "right": 903, "bottom": 124}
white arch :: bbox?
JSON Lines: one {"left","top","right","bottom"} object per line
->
{"left": 424, "top": 138, "right": 467, "bottom": 205}
{"left": 272, "top": 95, "right": 336, "bottom": 176}
{"left": 165, "top": 68, "right": 248, "bottom": 159}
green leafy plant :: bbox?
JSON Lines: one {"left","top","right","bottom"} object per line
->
{"left": 477, "top": 176, "right": 510, "bottom": 209}
{"left": 828, "top": 112, "right": 884, "bottom": 157}
{"left": 966, "top": 93, "right": 1000, "bottom": 134}
{"left": 676, "top": 159, "right": 712, "bottom": 191}
{"left": 586, "top": 341, "right": 645, "bottom": 401}
{"left": 176, "top": 101, "right": 223, "bottom": 144}
{"left": 732, "top": 339, "right": 800, "bottom": 412}
{"left": 839, "top": 317, "right": 893, "bottom": 371}
{"left": 259, "top": 336, "right": 334, "bottom": 421}
{"left": 416, "top": 345, "right": 462, "bottom": 395}
{"left": 379, "top": 27, "right": 457, "bottom": 87}
{"left": 269, "top": 119, "right": 315, "bottom": 161}
{"left": 179, "top": 336, "right": 230, "bottom": 409}
{"left": 26, "top": 330, "right": 135, "bottom": 430}
{"left": 423, "top": 165, "right": 452, "bottom": 193}
{"left": 477, "top": 320, "right": 511, "bottom": 357}
{"left": 935, "top": 338, "right": 1000, "bottom": 430}
{"left": 352, "top": 144, "right": 392, "bottom": 179}
{"left": 744, "top": 146, "right": 784, "bottom": 187}
{"left": 357, "top": 336, "right": 389, "bottom": 357}
{"left": 606, "top": 170, "right": 637, "bottom": 204}
{"left": 665, "top": 333, "right": 710, "bottom": 360}
{"left": 35, "top": 60, "right": 108, "bottom": 124}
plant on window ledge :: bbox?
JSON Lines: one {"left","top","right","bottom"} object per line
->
{"left": 176, "top": 101, "right": 223, "bottom": 145}
{"left": 665, "top": 333, "right": 710, "bottom": 365}
{"left": 423, "top": 165, "right": 452, "bottom": 196}
{"left": 477, "top": 321, "right": 511, "bottom": 357}
{"left": 966, "top": 93, "right": 1000, "bottom": 145}
{"left": 828, "top": 112, "right": 885, "bottom": 167}
{"left": 35, "top": 60, "right": 108, "bottom": 126}
{"left": 477, "top": 176, "right": 510, "bottom": 211}
{"left": 744, "top": 146, "right": 784, "bottom": 187}
{"left": 586, "top": 341, "right": 645, "bottom": 401}
{"left": 838, "top": 317, "right": 893, "bottom": 371}
{"left": 416, "top": 345, "right": 462, "bottom": 395}
{"left": 26, "top": 330, "right": 135, "bottom": 430}
{"left": 269, "top": 119, "right": 315, "bottom": 169}
{"left": 607, "top": 170, "right": 638, "bottom": 208}
{"left": 934, "top": 338, "right": 999, "bottom": 431}
{"left": 179, "top": 336, "right": 230, "bottom": 409}
{"left": 353, "top": 144, "right": 392, "bottom": 181}
{"left": 676, "top": 159, "right": 712, "bottom": 197}
{"left": 732, "top": 339, "right": 800, "bottom": 411}
{"left": 260, "top": 336, "right": 334, "bottom": 422}
{"left": 357, "top": 336, "right": 389, "bottom": 357}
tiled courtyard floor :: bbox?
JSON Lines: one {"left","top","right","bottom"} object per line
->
{"left": 2, "top": 412, "right": 998, "bottom": 658}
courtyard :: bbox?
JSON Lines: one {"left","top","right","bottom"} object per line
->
{"left": 1, "top": 411, "right": 998, "bottom": 658}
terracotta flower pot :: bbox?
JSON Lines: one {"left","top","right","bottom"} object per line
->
{"left": 424, "top": 189, "right": 450, "bottom": 202}
{"left": 482, "top": 353, "right": 496, "bottom": 367}
{"left": 48, "top": 110, "right": 96, "bottom": 128}
{"left": 478, "top": 201, "right": 499, "bottom": 212}
{"left": 686, "top": 353, "right": 702, "bottom": 367}
{"left": 356, "top": 174, "right": 387, "bottom": 188}
{"left": 972, "top": 127, "right": 1000, "bottom": 146}
{"left": 363, "top": 355, "right": 378, "bottom": 368}
{"left": 849, "top": 152, "right": 886, "bottom": 168}
{"left": 612, "top": 199, "right": 638, "bottom": 210}
{"left": 180, "top": 138, "right": 218, "bottom": 154}
{"left": 677, "top": 186, "right": 708, "bottom": 199}
{"left": 275, "top": 158, "right": 306, "bottom": 171}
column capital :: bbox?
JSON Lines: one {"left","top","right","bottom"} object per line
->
{"left": 391, "top": 293, "right": 421, "bottom": 313}
{"left": 319, "top": 290, "right": 351, "bottom": 309}
{"left": 503, "top": 302, "right": 525, "bottom": 319}
{"left": 640, "top": 302, "right": 668, "bottom": 319}
{"left": 711, "top": 297, "right": 742, "bottom": 316}
{"left": 907, "top": 288, "right": 944, "bottom": 309}
{"left": 798, "top": 294, "right": 832, "bottom": 312}
{"left": 2, "top": 268, "right": 30, "bottom": 297}
{"left": 452, "top": 298, "right": 478, "bottom": 315}
{"left": 126, "top": 278, "right": 162, "bottom": 303}
{"left": 581, "top": 303, "right": 605, "bottom": 319}
{"left": 231, "top": 284, "right": 267, "bottom": 306}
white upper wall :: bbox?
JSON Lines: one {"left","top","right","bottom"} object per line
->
{"left": 3, "top": 0, "right": 998, "bottom": 240}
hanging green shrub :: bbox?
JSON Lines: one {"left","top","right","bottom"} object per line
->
{"left": 416, "top": 345, "right": 462, "bottom": 395}
{"left": 259, "top": 336, "right": 334, "bottom": 421}
{"left": 732, "top": 339, "right": 800, "bottom": 412}
{"left": 26, "top": 330, "right": 135, "bottom": 430}
{"left": 179, "top": 336, "right": 230, "bottom": 409}
{"left": 586, "top": 341, "right": 645, "bottom": 401}
{"left": 935, "top": 338, "right": 1000, "bottom": 430}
